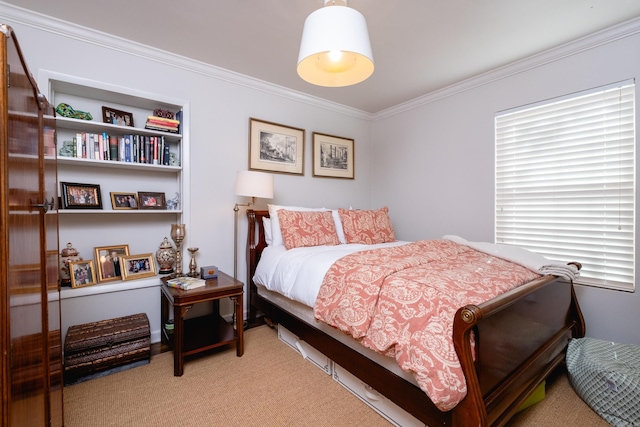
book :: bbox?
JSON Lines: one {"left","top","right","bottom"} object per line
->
{"left": 145, "top": 123, "right": 179, "bottom": 133}
{"left": 108, "top": 135, "right": 119, "bottom": 161}
{"left": 162, "top": 139, "right": 170, "bottom": 165}
{"left": 123, "top": 135, "right": 132, "bottom": 162}
{"left": 75, "top": 133, "right": 82, "bottom": 158}
{"left": 165, "top": 276, "right": 207, "bottom": 290}
{"left": 146, "top": 116, "right": 180, "bottom": 125}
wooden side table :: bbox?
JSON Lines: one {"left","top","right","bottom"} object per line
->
{"left": 160, "top": 271, "right": 244, "bottom": 376}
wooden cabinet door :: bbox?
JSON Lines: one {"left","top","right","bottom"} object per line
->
{"left": 43, "top": 101, "right": 63, "bottom": 427}
{"left": 0, "top": 24, "right": 61, "bottom": 427}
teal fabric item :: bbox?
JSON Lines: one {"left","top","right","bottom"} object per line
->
{"left": 566, "top": 337, "right": 640, "bottom": 426}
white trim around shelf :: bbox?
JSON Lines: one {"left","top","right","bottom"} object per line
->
{"left": 58, "top": 209, "right": 181, "bottom": 214}
{"left": 56, "top": 156, "right": 181, "bottom": 171}
{"left": 59, "top": 275, "right": 165, "bottom": 299}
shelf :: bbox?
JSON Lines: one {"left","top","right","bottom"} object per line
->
{"left": 56, "top": 116, "right": 182, "bottom": 143}
{"left": 60, "top": 276, "right": 162, "bottom": 300}
{"left": 57, "top": 156, "right": 180, "bottom": 172}
{"left": 46, "top": 70, "right": 190, "bottom": 351}
{"left": 182, "top": 314, "right": 236, "bottom": 355}
{"left": 58, "top": 209, "right": 181, "bottom": 214}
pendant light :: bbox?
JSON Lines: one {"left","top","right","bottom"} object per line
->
{"left": 297, "top": 0, "right": 374, "bottom": 87}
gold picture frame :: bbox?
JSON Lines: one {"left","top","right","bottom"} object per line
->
{"left": 94, "top": 245, "right": 130, "bottom": 283}
{"left": 249, "top": 118, "right": 304, "bottom": 175}
{"left": 121, "top": 253, "right": 157, "bottom": 281}
{"left": 110, "top": 192, "right": 138, "bottom": 210}
{"left": 312, "top": 132, "right": 355, "bottom": 179}
{"left": 69, "top": 260, "right": 97, "bottom": 288}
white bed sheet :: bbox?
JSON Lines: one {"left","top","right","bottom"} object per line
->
{"left": 253, "top": 241, "right": 408, "bottom": 308}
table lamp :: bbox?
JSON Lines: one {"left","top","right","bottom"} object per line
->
{"left": 233, "top": 171, "right": 274, "bottom": 279}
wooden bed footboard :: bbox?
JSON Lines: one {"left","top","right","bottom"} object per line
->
{"left": 246, "top": 209, "right": 585, "bottom": 427}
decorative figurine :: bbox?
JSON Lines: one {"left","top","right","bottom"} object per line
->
{"left": 166, "top": 192, "right": 180, "bottom": 210}
{"left": 60, "top": 242, "right": 82, "bottom": 286}
{"left": 156, "top": 237, "right": 176, "bottom": 274}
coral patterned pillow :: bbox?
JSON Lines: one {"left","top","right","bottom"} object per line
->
{"left": 338, "top": 207, "right": 396, "bottom": 244}
{"left": 277, "top": 210, "right": 340, "bottom": 250}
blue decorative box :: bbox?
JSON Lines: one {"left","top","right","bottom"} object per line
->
{"left": 200, "top": 265, "right": 218, "bottom": 279}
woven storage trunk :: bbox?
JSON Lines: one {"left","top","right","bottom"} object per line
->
{"left": 64, "top": 313, "right": 150, "bottom": 384}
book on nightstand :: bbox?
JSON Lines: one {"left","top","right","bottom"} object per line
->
{"left": 165, "top": 276, "right": 207, "bottom": 290}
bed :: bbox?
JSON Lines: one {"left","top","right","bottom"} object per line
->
{"left": 246, "top": 207, "right": 585, "bottom": 427}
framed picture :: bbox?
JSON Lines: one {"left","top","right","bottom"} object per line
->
{"left": 60, "top": 182, "right": 102, "bottom": 209}
{"left": 94, "top": 245, "right": 130, "bottom": 283}
{"left": 312, "top": 132, "right": 355, "bottom": 179}
{"left": 121, "top": 253, "right": 157, "bottom": 281}
{"left": 69, "top": 260, "right": 97, "bottom": 288}
{"left": 110, "top": 192, "right": 138, "bottom": 210}
{"left": 102, "top": 106, "right": 134, "bottom": 127}
{"left": 138, "top": 192, "right": 166, "bottom": 210}
{"left": 249, "top": 118, "right": 304, "bottom": 175}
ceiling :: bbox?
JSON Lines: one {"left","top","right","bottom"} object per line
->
{"left": 5, "top": 0, "right": 640, "bottom": 114}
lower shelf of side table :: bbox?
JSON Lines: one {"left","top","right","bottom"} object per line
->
{"left": 164, "top": 314, "right": 236, "bottom": 356}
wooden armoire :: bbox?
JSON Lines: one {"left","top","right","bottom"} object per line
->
{"left": 0, "top": 24, "right": 63, "bottom": 426}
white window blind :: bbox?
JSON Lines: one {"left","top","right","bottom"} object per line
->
{"left": 495, "top": 81, "right": 636, "bottom": 291}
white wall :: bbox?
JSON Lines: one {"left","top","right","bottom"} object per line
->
{"left": 371, "top": 21, "right": 640, "bottom": 345}
{"left": 0, "top": 5, "right": 373, "bottom": 303}
{"left": 3, "top": 3, "right": 638, "bottom": 346}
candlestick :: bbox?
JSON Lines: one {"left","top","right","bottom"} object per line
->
{"left": 170, "top": 224, "right": 186, "bottom": 276}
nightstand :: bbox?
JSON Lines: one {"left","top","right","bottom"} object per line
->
{"left": 160, "top": 271, "right": 244, "bottom": 376}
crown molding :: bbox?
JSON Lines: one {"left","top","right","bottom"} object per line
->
{"left": 0, "top": 2, "right": 372, "bottom": 121}
{"left": 374, "top": 16, "right": 640, "bottom": 121}
{"left": 2, "top": 2, "right": 637, "bottom": 123}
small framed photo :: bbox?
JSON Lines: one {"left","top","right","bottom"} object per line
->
{"left": 102, "top": 106, "right": 134, "bottom": 127}
{"left": 121, "top": 253, "right": 157, "bottom": 281}
{"left": 69, "top": 260, "right": 97, "bottom": 288}
{"left": 110, "top": 192, "right": 138, "bottom": 210}
{"left": 94, "top": 245, "right": 130, "bottom": 283}
{"left": 312, "top": 132, "right": 355, "bottom": 179}
{"left": 60, "top": 182, "right": 102, "bottom": 209}
{"left": 249, "top": 118, "right": 304, "bottom": 175}
{"left": 138, "top": 192, "right": 166, "bottom": 210}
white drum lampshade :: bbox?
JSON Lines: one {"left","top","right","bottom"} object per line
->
{"left": 235, "top": 170, "right": 274, "bottom": 200}
{"left": 297, "top": 1, "right": 374, "bottom": 87}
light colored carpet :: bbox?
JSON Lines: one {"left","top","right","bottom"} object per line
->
{"left": 64, "top": 325, "right": 609, "bottom": 426}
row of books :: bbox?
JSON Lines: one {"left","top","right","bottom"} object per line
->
{"left": 145, "top": 115, "right": 180, "bottom": 133}
{"left": 165, "top": 276, "right": 206, "bottom": 290}
{"left": 63, "top": 132, "right": 174, "bottom": 166}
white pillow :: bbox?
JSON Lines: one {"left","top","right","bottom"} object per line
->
{"left": 267, "top": 204, "right": 328, "bottom": 247}
{"left": 331, "top": 209, "right": 347, "bottom": 244}
{"left": 262, "top": 217, "right": 273, "bottom": 246}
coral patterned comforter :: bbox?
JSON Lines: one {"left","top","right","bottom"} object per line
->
{"left": 314, "top": 239, "right": 541, "bottom": 411}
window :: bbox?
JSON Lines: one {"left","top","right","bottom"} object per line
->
{"left": 495, "top": 81, "right": 635, "bottom": 291}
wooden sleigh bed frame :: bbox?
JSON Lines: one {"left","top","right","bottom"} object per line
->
{"left": 246, "top": 209, "right": 585, "bottom": 427}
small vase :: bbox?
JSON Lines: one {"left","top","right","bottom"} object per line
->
{"left": 156, "top": 237, "right": 176, "bottom": 274}
{"left": 60, "top": 242, "right": 82, "bottom": 286}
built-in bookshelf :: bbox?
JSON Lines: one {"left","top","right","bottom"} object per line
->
{"left": 40, "top": 70, "right": 190, "bottom": 343}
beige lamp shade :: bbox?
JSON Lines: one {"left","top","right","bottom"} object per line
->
{"left": 297, "top": 3, "right": 374, "bottom": 87}
{"left": 235, "top": 170, "right": 274, "bottom": 199}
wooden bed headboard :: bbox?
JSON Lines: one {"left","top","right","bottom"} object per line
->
{"left": 246, "top": 209, "right": 269, "bottom": 323}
